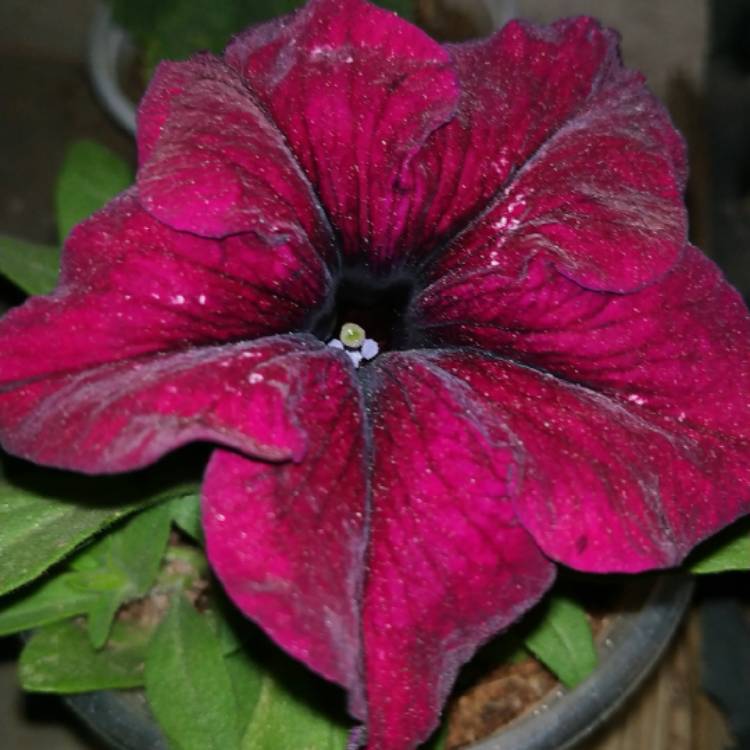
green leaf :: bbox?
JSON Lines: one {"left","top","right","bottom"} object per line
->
{"left": 226, "top": 650, "right": 264, "bottom": 738}
{"left": 112, "top": 0, "right": 170, "bottom": 45}
{"left": 0, "top": 496, "right": 187, "bottom": 642}
{"left": 55, "top": 140, "right": 132, "bottom": 242}
{"left": 0, "top": 573, "right": 97, "bottom": 637}
{"left": 146, "top": 595, "right": 240, "bottom": 750}
{"left": 169, "top": 493, "right": 204, "bottom": 544}
{"left": 85, "top": 591, "right": 125, "bottom": 648}
{"left": 241, "top": 655, "right": 348, "bottom": 750}
{"left": 0, "top": 234, "right": 60, "bottom": 295}
{"left": 374, "top": 0, "right": 414, "bottom": 19}
{"left": 79, "top": 501, "right": 173, "bottom": 646}
{"left": 20, "top": 618, "right": 150, "bottom": 692}
{"left": 524, "top": 596, "right": 597, "bottom": 688}
{"left": 0, "top": 470, "right": 198, "bottom": 597}
{"left": 690, "top": 517, "right": 750, "bottom": 573}
{"left": 79, "top": 500, "right": 174, "bottom": 594}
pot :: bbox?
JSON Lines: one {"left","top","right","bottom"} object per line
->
{"left": 87, "top": 4, "right": 138, "bottom": 135}
{"left": 64, "top": 574, "right": 692, "bottom": 750}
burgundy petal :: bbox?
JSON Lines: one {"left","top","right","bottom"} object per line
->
{"left": 0, "top": 191, "right": 328, "bottom": 385}
{"left": 225, "top": 0, "right": 458, "bottom": 266}
{"left": 360, "top": 353, "right": 555, "bottom": 750}
{"left": 413, "top": 18, "right": 686, "bottom": 292}
{"left": 0, "top": 335, "right": 328, "bottom": 473}
{"left": 417, "top": 246, "right": 750, "bottom": 569}
{"left": 137, "top": 55, "right": 334, "bottom": 251}
{"left": 202, "top": 347, "right": 367, "bottom": 697}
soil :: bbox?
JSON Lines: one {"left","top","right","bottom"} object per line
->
{"left": 442, "top": 608, "right": 614, "bottom": 749}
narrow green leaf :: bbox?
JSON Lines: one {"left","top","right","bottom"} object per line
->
{"left": 0, "top": 573, "right": 97, "bottom": 637}
{"left": 146, "top": 595, "right": 240, "bottom": 750}
{"left": 524, "top": 596, "right": 597, "bottom": 688}
{"left": 0, "top": 471, "right": 198, "bottom": 597}
{"left": 20, "top": 618, "right": 149, "bottom": 692}
{"left": 89, "top": 500, "right": 174, "bottom": 595}
{"left": 0, "top": 234, "right": 60, "bottom": 295}
{"left": 80, "top": 501, "right": 174, "bottom": 647}
{"left": 85, "top": 591, "right": 126, "bottom": 649}
{"left": 690, "top": 517, "right": 750, "bottom": 573}
{"left": 241, "top": 656, "right": 348, "bottom": 750}
{"left": 55, "top": 140, "right": 132, "bottom": 241}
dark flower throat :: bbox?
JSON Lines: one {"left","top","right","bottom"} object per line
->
{"left": 309, "top": 269, "right": 416, "bottom": 352}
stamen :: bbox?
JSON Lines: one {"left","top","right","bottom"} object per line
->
{"left": 361, "top": 338, "right": 379, "bottom": 360}
{"left": 347, "top": 350, "right": 363, "bottom": 368}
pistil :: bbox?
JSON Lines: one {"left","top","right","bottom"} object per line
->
{"left": 327, "top": 322, "right": 379, "bottom": 368}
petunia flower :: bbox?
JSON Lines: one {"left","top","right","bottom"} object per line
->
{"left": 1, "top": 1, "right": 750, "bottom": 748}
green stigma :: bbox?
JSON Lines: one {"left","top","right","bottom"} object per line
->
{"left": 340, "top": 322, "right": 366, "bottom": 349}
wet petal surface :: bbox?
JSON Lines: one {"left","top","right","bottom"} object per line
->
{"left": 226, "top": 0, "right": 458, "bottom": 267}
{"left": 137, "top": 55, "right": 334, "bottom": 253}
{"left": 413, "top": 18, "right": 686, "bottom": 292}
{"left": 419, "top": 246, "right": 750, "bottom": 569}
{"left": 0, "top": 191, "right": 329, "bottom": 382}
{"left": 360, "top": 353, "right": 555, "bottom": 750}
{"left": 203, "top": 346, "right": 367, "bottom": 695}
{"left": 0, "top": 335, "right": 324, "bottom": 473}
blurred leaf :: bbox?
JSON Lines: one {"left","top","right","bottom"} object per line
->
{"left": 55, "top": 140, "right": 132, "bottom": 242}
{"left": 146, "top": 595, "right": 241, "bottom": 750}
{"left": 690, "top": 517, "right": 750, "bottom": 573}
{"left": 0, "top": 235, "right": 60, "bottom": 295}
{"left": 524, "top": 596, "right": 597, "bottom": 688}
{"left": 374, "top": 0, "right": 414, "bottom": 18}
{"left": 20, "top": 618, "right": 150, "bottom": 692}
{"left": 112, "top": 0, "right": 170, "bottom": 44}
{"left": 140, "top": 0, "right": 265, "bottom": 78}
{"left": 0, "top": 472, "right": 198, "bottom": 597}
{"left": 0, "top": 573, "right": 97, "bottom": 637}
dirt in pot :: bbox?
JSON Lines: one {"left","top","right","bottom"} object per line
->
{"left": 441, "top": 578, "right": 646, "bottom": 749}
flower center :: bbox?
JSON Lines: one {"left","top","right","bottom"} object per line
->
{"left": 309, "top": 270, "right": 416, "bottom": 363}
{"left": 327, "top": 323, "right": 379, "bottom": 368}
